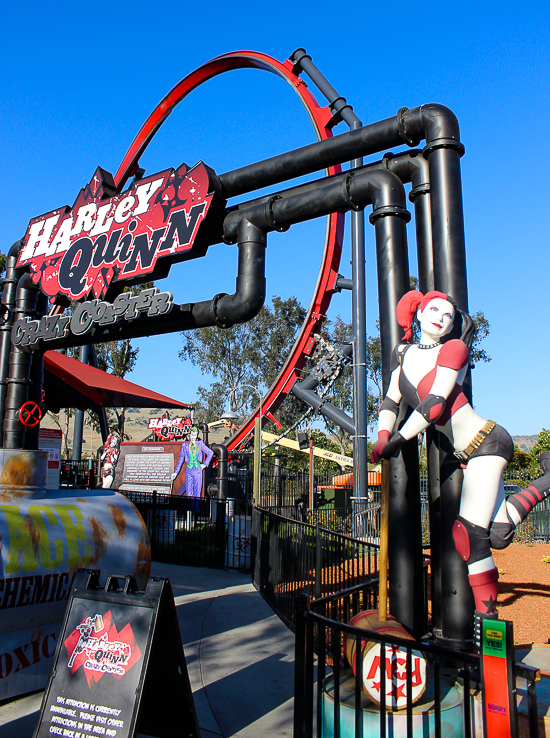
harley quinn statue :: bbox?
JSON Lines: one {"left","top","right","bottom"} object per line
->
{"left": 371, "top": 290, "right": 550, "bottom": 615}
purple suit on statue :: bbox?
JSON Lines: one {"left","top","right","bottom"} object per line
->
{"left": 174, "top": 438, "right": 213, "bottom": 501}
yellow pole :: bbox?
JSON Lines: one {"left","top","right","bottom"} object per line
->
{"left": 379, "top": 459, "right": 389, "bottom": 622}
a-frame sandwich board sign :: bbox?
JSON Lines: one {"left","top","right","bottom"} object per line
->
{"left": 33, "top": 570, "right": 200, "bottom": 738}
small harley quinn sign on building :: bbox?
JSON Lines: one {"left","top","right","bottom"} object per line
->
{"left": 148, "top": 412, "right": 192, "bottom": 441}
{"left": 16, "top": 161, "right": 216, "bottom": 302}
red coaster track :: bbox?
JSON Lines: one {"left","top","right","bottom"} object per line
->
{"left": 113, "top": 51, "right": 345, "bottom": 450}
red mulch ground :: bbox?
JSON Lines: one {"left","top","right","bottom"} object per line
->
{"left": 492, "top": 544, "right": 550, "bottom": 645}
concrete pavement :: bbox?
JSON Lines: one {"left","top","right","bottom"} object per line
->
{"left": 0, "top": 563, "right": 295, "bottom": 738}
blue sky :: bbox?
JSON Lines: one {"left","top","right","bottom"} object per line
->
{"left": 1, "top": 1, "right": 549, "bottom": 436}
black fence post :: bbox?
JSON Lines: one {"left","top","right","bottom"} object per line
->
{"left": 251, "top": 506, "right": 259, "bottom": 587}
{"left": 315, "top": 524, "right": 322, "bottom": 601}
{"left": 151, "top": 490, "right": 157, "bottom": 558}
{"left": 294, "top": 593, "right": 312, "bottom": 738}
{"left": 215, "top": 499, "right": 226, "bottom": 569}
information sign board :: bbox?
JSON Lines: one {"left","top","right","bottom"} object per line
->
{"left": 479, "top": 616, "right": 518, "bottom": 738}
{"left": 33, "top": 570, "right": 199, "bottom": 738}
{"left": 39, "top": 428, "right": 62, "bottom": 489}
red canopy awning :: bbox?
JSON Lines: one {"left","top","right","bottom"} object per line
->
{"left": 43, "top": 351, "right": 193, "bottom": 413}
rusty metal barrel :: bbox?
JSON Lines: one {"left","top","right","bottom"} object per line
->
{"left": 0, "top": 449, "right": 151, "bottom": 699}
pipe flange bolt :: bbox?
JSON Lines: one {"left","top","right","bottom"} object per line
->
{"left": 369, "top": 205, "right": 411, "bottom": 225}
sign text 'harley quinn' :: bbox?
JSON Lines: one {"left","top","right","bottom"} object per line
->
{"left": 16, "top": 162, "right": 215, "bottom": 302}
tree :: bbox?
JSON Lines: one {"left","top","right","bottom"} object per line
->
{"left": 0, "top": 253, "right": 6, "bottom": 278}
{"left": 469, "top": 311, "right": 491, "bottom": 366}
{"left": 180, "top": 295, "right": 307, "bottom": 427}
{"left": 530, "top": 429, "right": 550, "bottom": 469}
{"left": 95, "top": 339, "right": 139, "bottom": 439}
{"left": 91, "top": 283, "right": 152, "bottom": 439}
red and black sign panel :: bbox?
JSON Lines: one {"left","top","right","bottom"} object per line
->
{"left": 33, "top": 570, "right": 199, "bottom": 738}
{"left": 17, "top": 162, "right": 216, "bottom": 303}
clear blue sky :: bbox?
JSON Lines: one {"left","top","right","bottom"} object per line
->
{"left": 1, "top": 1, "right": 549, "bottom": 436}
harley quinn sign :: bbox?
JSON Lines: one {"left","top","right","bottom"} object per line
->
{"left": 64, "top": 610, "right": 141, "bottom": 689}
{"left": 16, "top": 161, "right": 215, "bottom": 302}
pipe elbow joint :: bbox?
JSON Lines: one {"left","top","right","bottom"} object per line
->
{"left": 8, "top": 240, "right": 23, "bottom": 261}
{"left": 399, "top": 105, "right": 464, "bottom": 157}
{"left": 354, "top": 170, "right": 410, "bottom": 225}
{"left": 214, "top": 219, "right": 267, "bottom": 327}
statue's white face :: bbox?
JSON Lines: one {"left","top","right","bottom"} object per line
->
{"left": 110, "top": 436, "right": 119, "bottom": 448}
{"left": 190, "top": 430, "right": 198, "bottom": 442}
{"left": 417, "top": 298, "right": 455, "bottom": 341}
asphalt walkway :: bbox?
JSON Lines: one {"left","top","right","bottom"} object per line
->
{"left": 0, "top": 563, "right": 295, "bottom": 738}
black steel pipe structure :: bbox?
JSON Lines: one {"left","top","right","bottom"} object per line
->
{"left": 3, "top": 273, "right": 43, "bottom": 449}
{"left": 211, "top": 443, "right": 228, "bottom": 500}
{"left": 0, "top": 241, "right": 25, "bottom": 447}
{"left": 3, "top": 92, "right": 472, "bottom": 644}
{"left": 290, "top": 49, "right": 369, "bottom": 505}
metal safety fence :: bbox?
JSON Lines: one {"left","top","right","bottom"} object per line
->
{"left": 295, "top": 585, "right": 541, "bottom": 738}
{"left": 251, "top": 507, "right": 380, "bottom": 629}
{"left": 121, "top": 491, "right": 253, "bottom": 569}
{"left": 265, "top": 484, "right": 550, "bottom": 545}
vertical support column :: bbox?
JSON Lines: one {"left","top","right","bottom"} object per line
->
{"left": 0, "top": 242, "right": 25, "bottom": 447}
{"left": 373, "top": 207, "right": 425, "bottom": 636}
{"left": 427, "top": 142, "right": 473, "bottom": 647}
{"left": 350, "top": 134, "right": 368, "bottom": 502}
{"left": 289, "top": 50, "right": 368, "bottom": 501}
{"left": 25, "top": 292, "right": 48, "bottom": 450}
{"left": 3, "top": 274, "right": 41, "bottom": 450}
{"left": 72, "top": 344, "right": 90, "bottom": 461}
{"left": 88, "top": 345, "right": 110, "bottom": 444}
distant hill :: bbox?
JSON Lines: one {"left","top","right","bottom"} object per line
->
{"left": 512, "top": 435, "right": 538, "bottom": 453}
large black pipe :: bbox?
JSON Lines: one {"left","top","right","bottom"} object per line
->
{"left": 372, "top": 189, "right": 427, "bottom": 637}
{"left": 3, "top": 274, "right": 42, "bottom": 449}
{"left": 216, "top": 104, "right": 460, "bottom": 199}
{"left": 380, "top": 152, "right": 433, "bottom": 293}
{"left": 192, "top": 220, "right": 266, "bottom": 328}
{"left": 0, "top": 241, "right": 26, "bottom": 445}
{"left": 24, "top": 291, "right": 48, "bottom": 450}
{"left": 290, "top": 49, "right": 360, "bottom": 129}
{"left": 211, "top": 443, "right": 228, "bottom": 500}
{"left": 424, "top": 130, "right": 472, "bottom": 648}
{"left": 20, "top": 168, "right": 408, "bottom": 353}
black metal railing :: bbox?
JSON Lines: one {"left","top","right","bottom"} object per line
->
{"left": 121, "top": 491, "right": 252, "bottom": 569}
{"left": 251, "top": 507, "right": 380, "bottom": 629}
{"left": 295, "top": 588, "right": 541, "bottom": 738}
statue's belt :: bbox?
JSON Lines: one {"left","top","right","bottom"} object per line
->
{"left": 454, "top": 420, "right": 496, "bottom": 462}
